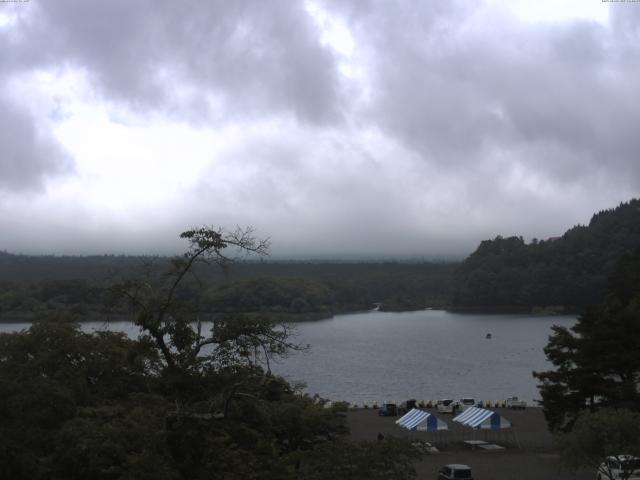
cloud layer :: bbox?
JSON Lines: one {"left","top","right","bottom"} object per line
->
{"left": 0, "top": 0, "right": 638, "bottom": 257}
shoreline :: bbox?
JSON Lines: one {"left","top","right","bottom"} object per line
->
{"left": 0, "top": 304, "right": 579, "bottom": 324}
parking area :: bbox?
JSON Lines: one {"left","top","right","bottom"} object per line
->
{"left": 347, "top": 408, "right": 593, "bottom": 479}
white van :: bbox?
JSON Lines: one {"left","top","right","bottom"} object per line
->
{"left": 458, "top": 398, "right": 476, "bottom": 411}
{"left": 436, "top": 399, "right": 457, "bottom": 414}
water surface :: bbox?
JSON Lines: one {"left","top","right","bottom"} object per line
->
{"left": 271, "top": 309, "right": 574, "bottom": 404}
{"left": 0, "top": 310, "right": 574, "bottom": 404}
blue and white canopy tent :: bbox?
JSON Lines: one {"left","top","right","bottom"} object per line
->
{"left": 452, "top": 407, "right": 519, "bottom": 448}
{"left": 452, "top": 407, "right": 511, "bottom": 430}
{"left": 396, "top": 408, "right": 449, "bottom": 432}
{"left": 395, "top": 408, "right": 449, "bottom": 447}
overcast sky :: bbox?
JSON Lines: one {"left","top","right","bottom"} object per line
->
{"left": 0, "top": 0, "right": 638, "bottom": 258}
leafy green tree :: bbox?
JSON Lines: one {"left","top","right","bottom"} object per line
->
{"left": 534, "top": 249, "right": 640, "bottom": 431}
{"left": 114, "top": 226, "right": 272, "bottom": 372}
{"left": 555, "top": 408, "right": 640, "bottom": 480}
{"left": 0, "top": 318, "right": 163, "bottom": 479}
{"left": 298, "top": 437, "right": 421, "bottom": 480}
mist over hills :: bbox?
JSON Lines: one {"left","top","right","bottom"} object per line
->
{"left": 1, "top": 198, "right": 639, "bottom": 319}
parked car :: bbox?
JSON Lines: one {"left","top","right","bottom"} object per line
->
{"left": 438, "top": 463, "right": 474, "bottom": 480}
{"left": 505, "top": 396, "right": 527, "bottom": 409}
{"left": 378, "top": 403, "right": 397, "bottom": 417}
{"left": 398, "top": 399, "right": 417, "bottom": 415}
{"left": 597, "top": 455, "right": 640, "bottom": 480}
{"left": 436, "top": 399, "right": 458, "bottom": 414}
{"left": 458, "top": 398, "right": 476, "bottom": 411}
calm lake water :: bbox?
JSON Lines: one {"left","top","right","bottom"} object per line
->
{"left": 0, "top": 309, "right": 574, "bottom": 404}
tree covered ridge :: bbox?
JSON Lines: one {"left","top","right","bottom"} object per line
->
{"left": 452, "top": 198, "right": 640, "bottom": 311}
{"left": 0, "top": 256, "right": 455, "bottom": 321}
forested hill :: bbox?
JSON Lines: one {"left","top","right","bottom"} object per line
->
{"left": 0, "top": 252, "right": 456, "bottom": 320}
{"left": 0, "top": 252, "right": 147, "bottom": 282}
{"left": 452, "top": 198, "right": 640, "bottom": 312}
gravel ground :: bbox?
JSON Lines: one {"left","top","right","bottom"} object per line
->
{"left": 347, "top": 407, "right": 593, "bottom": 480}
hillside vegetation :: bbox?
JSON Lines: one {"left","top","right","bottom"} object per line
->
{"left": 0, "top": 253, "right": 455, "bottom": 321}
{"left": 3, "top": 198, "right": 640, "bottom": 319}
{"left": 452, "top": 199, "right": 640, "bottom": 312}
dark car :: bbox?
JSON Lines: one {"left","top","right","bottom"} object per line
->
{"left": 438, "top": 464, "right": 474, "bottom": 480}
{"left": 378, "top": 403, "right": 397, "bottom": 416}
{"left": 398, "top": 398, "right": 417, "bottom": 415}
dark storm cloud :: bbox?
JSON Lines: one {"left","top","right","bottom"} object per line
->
{"left": 5, "top": 0, "right": 341, "bottom": 124}
{"left": 0, "top": 6, "right": 72, "bottom": 192}
{"left": 0, "top": 93, "right": 72, "bottom": 192}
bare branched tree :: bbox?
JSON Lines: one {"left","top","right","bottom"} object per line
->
{"left": 112, "top": 226, "right": 301, "bottom": 376}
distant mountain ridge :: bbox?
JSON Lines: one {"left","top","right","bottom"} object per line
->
{"left": 0, "top": 251, "right": 455, "bottom": 321}
{"left": 451, "top": 198, "right": 640, "bottom": 312}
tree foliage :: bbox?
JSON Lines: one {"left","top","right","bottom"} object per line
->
{"left": 0, "top": 248, "right": 456, "bottom": 321}
{"left": 0, "top": 227, "right": 421, "bottom": 479}
{"left": 534, "top": 248, "right": 640, "bottom": 432}
{"left": 298, "top": 437, "right": 422, "bottom": 480}
{"left": 113, "top": 226, "right": 275, "bottom": 372}
{"left": 0, "top": 319, "right": 164, "bottom": 479}
{"left": 555, "top": 408, "right": 640, "bottom": 480}
{"left": 453, "top": 199, "right": 640, "bottom": 311}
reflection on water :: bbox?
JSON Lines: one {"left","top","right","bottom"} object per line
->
{"left": 0, "top": 310, "right": 574, "bottom": 404}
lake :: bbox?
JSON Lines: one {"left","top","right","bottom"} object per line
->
{"left": 0, "top": 309, "right": 574, "bottom": 405}
{"left": 271, "top": 309, "right": 575, "bottom": 405}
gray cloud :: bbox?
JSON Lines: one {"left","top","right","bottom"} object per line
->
{"left": 0, "top": 93, "right": 73, "bottom": 192}
{"left": 0, "top": 0, "right": 638, "bottom": 256}
{"left": 327, "top": 1, "right": 640, "bottom": 190}
{"left": 5, "top": 0, "right": 341, "bottom": 124}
